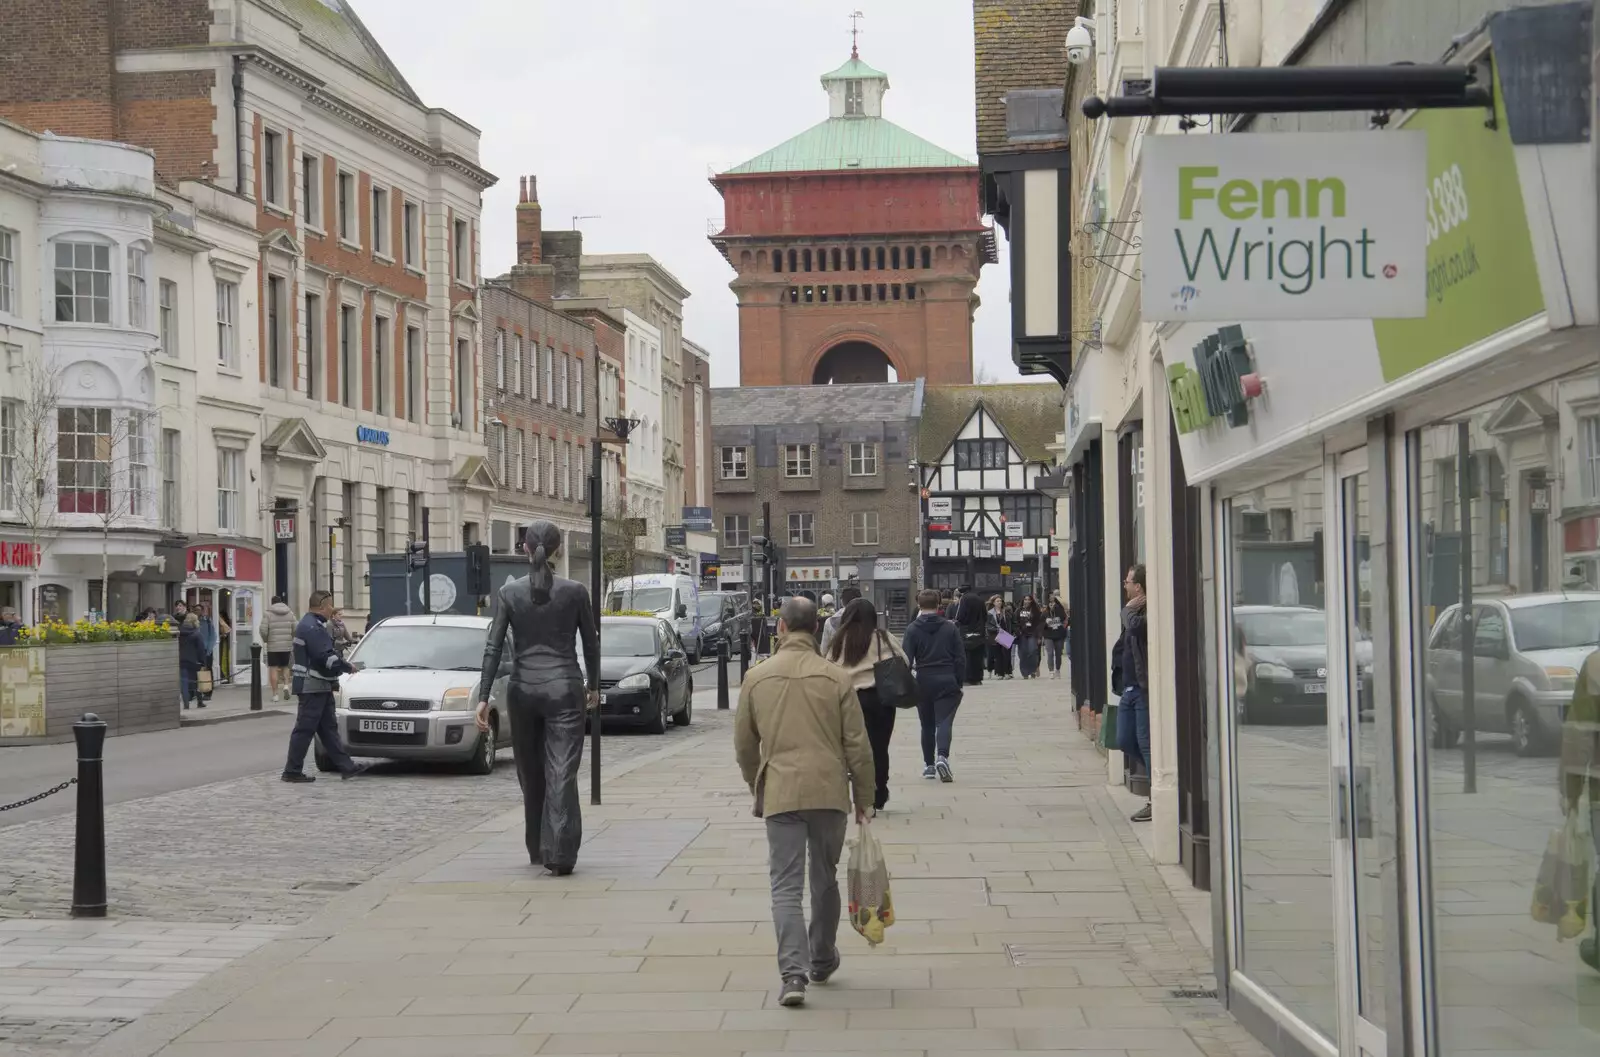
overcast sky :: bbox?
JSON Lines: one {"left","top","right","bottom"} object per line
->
{"left": 373, "top": 0, "right": 1023, "bottom": 388}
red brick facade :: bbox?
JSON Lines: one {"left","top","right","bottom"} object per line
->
{"left": 713, "top": 169, "right": 989, "bottom": 387}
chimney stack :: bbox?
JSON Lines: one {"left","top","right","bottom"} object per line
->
{"left": 510, "top": 173, "right": 555, "bottom": 303}
{"left": 542, "top": 230, "right": 584, "bottom": 299}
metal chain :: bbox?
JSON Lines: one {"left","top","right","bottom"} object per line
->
{"left": 0, "top": 779, "right": 77, "bottom": 813}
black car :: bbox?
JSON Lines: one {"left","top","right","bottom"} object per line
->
{"left": 696, "top": 591, "right": 751, "bottom": 655}
{"left": 596, "top": 617, "right": 694, "bottom": 734}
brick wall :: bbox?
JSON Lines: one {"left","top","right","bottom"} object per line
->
{"left": 481, "top": 284, "right": 599, "bottom": 529}
{"left": 117, "top": 69, "right": 218, "bottom": 184}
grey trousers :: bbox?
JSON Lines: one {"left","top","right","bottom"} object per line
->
{"left": 765, "top": 809, "right": 849, "bottom": 980}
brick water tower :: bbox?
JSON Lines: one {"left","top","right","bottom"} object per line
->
{"left": 711, "top": 48, "right": 995, "bottom": 387}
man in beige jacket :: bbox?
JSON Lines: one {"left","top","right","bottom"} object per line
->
{"left": 735, "top": 596, "right": 874, "bottom": 1007}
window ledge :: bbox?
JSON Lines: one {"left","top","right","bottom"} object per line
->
{"left": 263, "top": 202, "right": 293, "bottom": 221}
{"left": 404, "top": 263, "right": 424, "bottom": 278}
{"left": 374, "top": 250, "right": 395, "bottom": 265}
{"left": 339, "top": 238, "right": 362, "bottom": 253}
{"left": 304, "top": 225, "right": 326, "bottom": 239}
{"left": 454, "top": 278, "right": 475, "bottom": 292}
{"left": 216, "top": 366, "right": 244, "bottom": 378}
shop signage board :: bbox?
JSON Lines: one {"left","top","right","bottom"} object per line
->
{"left": 1372, "top": 74, "right": 1544, "bottom": 380}
{"left": 719, "top": 563, "right": 745, "bottom": 585}
{"left": 681, "top": 507, "right": 714, "bottom": 531}
{"left": 786, "top": 565, "right": 833, "bottom": 583}
{"left": 927, "top": 496, "right": 953, "bottom": 519}
{"left": 273, "top": 517, "right": 296, "bottom": 540}
{"left": 1005, "top": 539, "right": 1024, "bottom": 561}
{"left": 355, "top": 425, "right": 390, "bottom": 446}
{"left": 665, "top": 525, "right": 687, "bottom": 548}
{"left": 872, "top": 557, "right": 912, "bottom": 579}
{"left": 1142, "top": 131, "right": 1427, "bottom": 321}
{"left": 188, "top": 545, "right": 263, "bottom": 582}
{"left": 1004, "top": 521, "right": 1024, "bottom": 540}
{"left": 0, "top": 542, "right": 39, "bottom": 567}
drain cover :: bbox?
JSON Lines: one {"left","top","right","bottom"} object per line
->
{"left": 1170, "top": 988, "right": 1219, "bottom": 1000}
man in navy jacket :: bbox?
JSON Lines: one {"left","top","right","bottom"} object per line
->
{"left": 902, "top": 589, "right": 967, "bottom": 783}
{"left": 282, "top": 589, "right": 363, "bottom": 783}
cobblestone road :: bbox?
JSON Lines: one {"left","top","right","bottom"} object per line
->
{"left": 0, "top": 709, "right": 726, "bottom": 925}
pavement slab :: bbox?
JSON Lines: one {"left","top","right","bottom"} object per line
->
{"left": 16, "top": 676, "right": 1272, "bottom": 1057}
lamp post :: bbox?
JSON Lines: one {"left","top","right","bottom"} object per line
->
{"left": 590, "top": 414, "right": 639, "bottom": 806}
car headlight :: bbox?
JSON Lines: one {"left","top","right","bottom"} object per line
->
{"left": 1544, "top": 665, "right": 1578, "bottom": 691}
{"left": 616, "top": 673, "right": 651, "bottom": 690}
{"left": 440, "top": 686, "right": 474, "bottom": 710}
{"left": 1255, "top": 662, "right": 1295, "bottom": 681}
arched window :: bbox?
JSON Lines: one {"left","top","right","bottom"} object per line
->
{"left": 875, "top": 246, "right": 886, "bottom": 270}
{"left": 831, "top": 248, "right": 841, "bottom": 271}
{"left": 788, "top": 249, "right": 797, "bottom": 272}
{"left": 921, "top": 246, "right": 932, "bottom": 269}
{"left": 803, "top": 248, "right": 812, "bottom": 272}
{"left": 891, "top": 246, "right": 901, "bottom": 270}
{"left": 771, "top": 251, "right": 781, "bottom": 274}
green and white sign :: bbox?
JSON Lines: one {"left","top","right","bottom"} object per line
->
{"left": 1372, "top": 74, "right": 1542, "bottom": 381}
{"left": 1143, "top": 131, "right": 1427, "bottom": 322}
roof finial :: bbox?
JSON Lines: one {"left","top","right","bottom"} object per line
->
{"left": 849, "top": 9, "right": 864, "bottom": 58}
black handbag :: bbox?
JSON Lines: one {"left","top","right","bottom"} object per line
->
{"left": 871, "top": 632, "right": 917, "bottom": 709}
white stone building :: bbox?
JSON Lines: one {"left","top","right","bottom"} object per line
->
{"left": 621, "top": 310, "right": 664, "bottom": 560}
{"left": 0, "top": 122, "right": 167, "bottom": 625}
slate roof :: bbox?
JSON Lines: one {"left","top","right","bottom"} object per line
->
{"left": 918, "top": 384, "right": 1063, "bottom": 465}
{"left": 973, "top": 0, "right": 1080, "bottom": 156}
{"left": 711, "top": 383, "right": 920, "bottom": 426}
{"left": 269, "top": 0, "right": 421, "bottom": 103}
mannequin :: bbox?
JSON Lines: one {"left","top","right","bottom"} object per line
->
{"left": 478, "top": 520, "right": 600, "bottom": 875}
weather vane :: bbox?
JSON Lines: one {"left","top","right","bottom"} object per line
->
{"left": 850, "top": 10, "right": 865, "bottom": 58}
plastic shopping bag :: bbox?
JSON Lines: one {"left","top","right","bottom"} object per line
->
{"left": 1531, "top": 806, "right": 1592, "bottom": 940}
{"left": 847, "top": 818, "right": 894, "bottom": 947}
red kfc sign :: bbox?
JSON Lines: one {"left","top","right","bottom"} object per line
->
{"left": 187, "top": 545, "right": 263, "bottom": 582}
{"left": 0, "top": 542, "right": 38, "bottom": 568}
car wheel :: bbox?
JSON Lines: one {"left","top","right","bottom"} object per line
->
{"left": 466, "top": 714, "right": 498, "bottom": 775}
{"left": 1509, "top": 698, "right": 1548, "bottom": 757}
{"left": 314, "top": 746, "right": 336, "bottom": 773}
{"left": 674, "top": 685, "right": 693, "bottom": 727}
{"left": 1429, "top": 699, "right": 1461, "bottom": 750}
{"left": 649, "top": 689, "right": 668, "bottom": 735}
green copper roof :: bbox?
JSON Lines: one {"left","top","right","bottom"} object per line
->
{"left": 726, "top": 117, "right": 974, "bottom": 175}
{"left": 820, "top": 56, "right": 888, "bottom": 81}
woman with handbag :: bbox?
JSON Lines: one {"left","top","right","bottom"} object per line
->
{"left": 986, "top": 597, "right": 1014, "bottom": 679}
{"left": 827, "top": 598, "right": 912, "bottom": 812}
{"left": 178, "top": 613, "right": 207, "bottom": 710}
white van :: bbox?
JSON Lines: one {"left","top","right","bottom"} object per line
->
{"left": 605, "top": 573, "right": 703, "bottom": 661}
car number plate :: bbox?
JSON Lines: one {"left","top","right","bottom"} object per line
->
{"left": 1303, "top": 682, "right": 1326, "bottom": 695}
{"left": 357, "top": 718, "right": 414, "bottom": 734}
{"left": 599, "top": 694, "right": 608, "bottom": 705}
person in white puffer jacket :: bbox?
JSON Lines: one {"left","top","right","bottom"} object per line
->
{"left": 257, "top": 596, "right": 297, "bottom": 701}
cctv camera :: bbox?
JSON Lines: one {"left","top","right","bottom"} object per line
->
{"left": 1065, "top": 16, "right": 1094, "bottom": 66}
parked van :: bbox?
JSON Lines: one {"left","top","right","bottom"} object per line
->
{"left": 605, "top": 573, "right": 703, "bottom": 661}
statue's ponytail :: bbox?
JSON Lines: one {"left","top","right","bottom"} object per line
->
{"left": 530, "top": 544, "right": 552, "bottom": 603}
{"left": 522, "top": 520, "right": 562, "bottom": 605}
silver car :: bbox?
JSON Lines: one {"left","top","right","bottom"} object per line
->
{"left": 1425, "top": 592, "right": 1600, "bottom": 756}
{"left": 318, "top": 615, "right": 510, "bottom": 775}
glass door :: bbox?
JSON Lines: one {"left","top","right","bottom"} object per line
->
{"left": 1331, "top": 449, "right": 1388, "bottom": 1057}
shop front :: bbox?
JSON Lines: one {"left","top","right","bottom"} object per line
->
{"left": 1177, "top": 25, "right": 1599, "bottom": 1057}
{"left": 182, "top": 540, "right": 266, "bottom": 682}
{"left": 781, "top": 561, "right": 835, "bottom": 602}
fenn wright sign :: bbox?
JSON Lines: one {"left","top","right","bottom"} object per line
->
{"left": 1142, "top": 131, "right": 1427, "bottom": 322}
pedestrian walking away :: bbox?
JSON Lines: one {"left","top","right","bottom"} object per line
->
{"left": 735, "top": 596, "right": 874, "bottom": 1008}
{"left": 217, "top": 607, "right": 233, "bottom": 683}
{"left": 818, "top": 585, "right": 860, "bottom": 657}
{"left": 825, "top": 597, "right": 909, "bottom": 812}
{"left": 902, "top": 588, "right": 966, "bottom": 783}
{"left": 478, "top": 520, "right": 600, "bottom": 876}
{"left": 178, "top": 613, "right": 206, "bottom": 709}
{"left": 1015, "top": 594, "right": 1043, "bottom": 679}
{"left": 198, "top": 601, "right": 217, "bottom": 702}
{"left": 1113, "top": 564, "right": 1152, "bottom": 822}
{"left": 257, "top": 595, "right": 297, "bottom": 701}
{"left": 282, "top": 590, "right": 366, "bottom": 783}
{"left": 953, "top": 584, "right": 986, "bottom": 686}
{"left": 1044, "top": 593, "right": 1069, "bottom": 677}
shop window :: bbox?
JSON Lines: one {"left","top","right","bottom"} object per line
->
{"left": 1411, "top": 363, "right": 1600, "bottom": 1057}
{"left": 1225, "top": 465, "right": 1336, "bottom": 1040}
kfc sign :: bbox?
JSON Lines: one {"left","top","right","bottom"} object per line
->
{"left": 0, "top": 542, "right": 39, "bottom": 568}
{"left": 187, "top": 545, "right": 263, "bottom": 582}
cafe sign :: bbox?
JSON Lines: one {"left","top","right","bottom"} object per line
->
{"left": 1143, "top": 131, "right": 1426, "bottom": 322}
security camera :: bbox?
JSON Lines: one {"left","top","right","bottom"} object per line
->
{"left": 1065, "top": 16, "right": 1095, "bottom": 66}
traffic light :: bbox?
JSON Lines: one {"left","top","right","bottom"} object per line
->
{"left": 407, "top": 538, "right": 428, "bottom": 571}
{"left": 466, "top": 543, "right": 492, "bottom": 595}
{"left": 751, "top": 536, "right": 769, "bottom": 563}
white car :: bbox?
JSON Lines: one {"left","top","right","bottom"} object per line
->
{"left": 320, "top": 614, "right": 510, "bottom": 775}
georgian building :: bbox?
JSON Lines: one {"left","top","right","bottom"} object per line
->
{"left": 0, "top": 0, "right": 498, "bottom": 641}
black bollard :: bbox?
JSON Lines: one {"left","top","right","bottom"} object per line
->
{"left": 249, "top": 643, "right": 263, "bottom": 711}
{"left": 717, "top": 637, "right": 730, "bottom": 710}
{"left": 739, "top": 632, "right": 750, "bottom": 679}
{"left": 71, "top": 713, "right": 107, "bottom": 918}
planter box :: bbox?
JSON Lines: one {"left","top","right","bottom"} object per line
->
{"left": 0, "top": 642, "right": 180, "bottom": 744}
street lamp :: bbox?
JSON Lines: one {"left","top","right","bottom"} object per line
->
{"left": 588, "top": 414, "right": 639, "bottom": 806}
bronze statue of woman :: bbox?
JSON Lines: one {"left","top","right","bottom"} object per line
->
{"left": 477, "top": 520, "right": 599, "bottom": 875}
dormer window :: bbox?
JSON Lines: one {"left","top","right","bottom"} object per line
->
{"left": 845, "top": 79, "right": 864, "bottom": 115}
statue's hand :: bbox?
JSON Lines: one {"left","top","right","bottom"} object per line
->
{"left": 587, "top": 690, "right": 600, "bottom": 712}
{"left": 475, "top": 702, "right": 491, "bottom": 732}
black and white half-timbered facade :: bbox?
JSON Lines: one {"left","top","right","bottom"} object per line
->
{"left": 917, "top": 386, "right": 1063, "bottom": 600}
